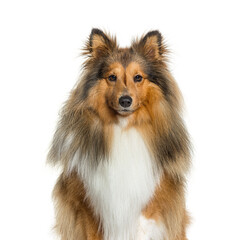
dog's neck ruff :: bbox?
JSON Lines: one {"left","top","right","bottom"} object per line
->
{"left": 68, "top": 119, "right": 161, "bottom": 240}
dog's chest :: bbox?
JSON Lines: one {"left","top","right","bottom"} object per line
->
{"left": 83, "top": 124, "right": 161, "bottom": 240}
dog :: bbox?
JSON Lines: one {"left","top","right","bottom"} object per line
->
{"left": 48, "top": 28, "right": 191, "bottom": 240}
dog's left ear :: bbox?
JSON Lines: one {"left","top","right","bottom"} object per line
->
{"left": 134, "top": 30, "right": 165, "bottom": 60}
{"left": 85, "top": 28, "right": 117, "bottom": 58}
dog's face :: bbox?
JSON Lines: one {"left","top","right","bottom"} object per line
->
{"left": 103, "top": 61, "right": 150, "bottom": 116}
{"left": 81, "top": 29, "right": 169, "bottom": 118}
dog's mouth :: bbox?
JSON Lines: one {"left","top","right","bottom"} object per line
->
{"left": 117, "top": 109, "right": 134, "bottom": 115}
{"left": 120, "top": 109, "right": 130, "bottom": 112}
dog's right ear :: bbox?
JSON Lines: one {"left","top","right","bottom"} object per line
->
{"left": 85, "top": 28, "right": 117, "bottom": 58}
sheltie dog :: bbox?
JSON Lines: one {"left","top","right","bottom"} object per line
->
{"left": 48, "top": 28, "right": 191, "bottom": 240}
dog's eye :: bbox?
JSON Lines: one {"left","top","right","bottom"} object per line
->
{"left": 134, "top": 75, "right": 143, "bottom": 82}
{"left": 108, "top": 75, "right": 117, "bottom": 82}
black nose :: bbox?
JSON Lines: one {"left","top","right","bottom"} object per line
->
{"left": 119, "top": 96, "right": 132, "bottom": 108}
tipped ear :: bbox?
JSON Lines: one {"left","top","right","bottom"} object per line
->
{"left": 86, "top": 28, "right": 116, "bottom": 58}
{"left": 135, "top": 30, "right": 165, "bottom": 60}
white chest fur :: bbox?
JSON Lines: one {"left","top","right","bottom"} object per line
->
{"left": 70, "top": 123, "right": 161, "bottom": 240}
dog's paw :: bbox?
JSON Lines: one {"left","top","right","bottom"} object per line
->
{"left": 137, "top": 215, "right": 166, "bottom": 240}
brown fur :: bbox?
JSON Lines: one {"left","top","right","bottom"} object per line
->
{"left": 53, "top": 173, "right": 103, "bottom": 240}
{"left": 142, "top": 174, "right": 190, "bottom": 240}
{"left": 48, "top": 28, "right": 191, "bottom": 240}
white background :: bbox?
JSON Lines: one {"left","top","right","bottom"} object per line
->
{"left": 0, "top": 0, "right": 243, "bottom": 239}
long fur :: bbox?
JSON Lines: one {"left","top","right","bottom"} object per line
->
{"left": 48, "top": 28, "right": 191, "bottom": 240}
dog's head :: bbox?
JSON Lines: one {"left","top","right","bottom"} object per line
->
{"left": 79, "top": 28, "right": 174, "bottom": 119}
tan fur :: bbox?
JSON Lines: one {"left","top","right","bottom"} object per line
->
{"left": 142, "top": 174, "right": 190, "bottom": 240}
{"left": 53, "top": 173, "right": 103, "bottom": 240}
